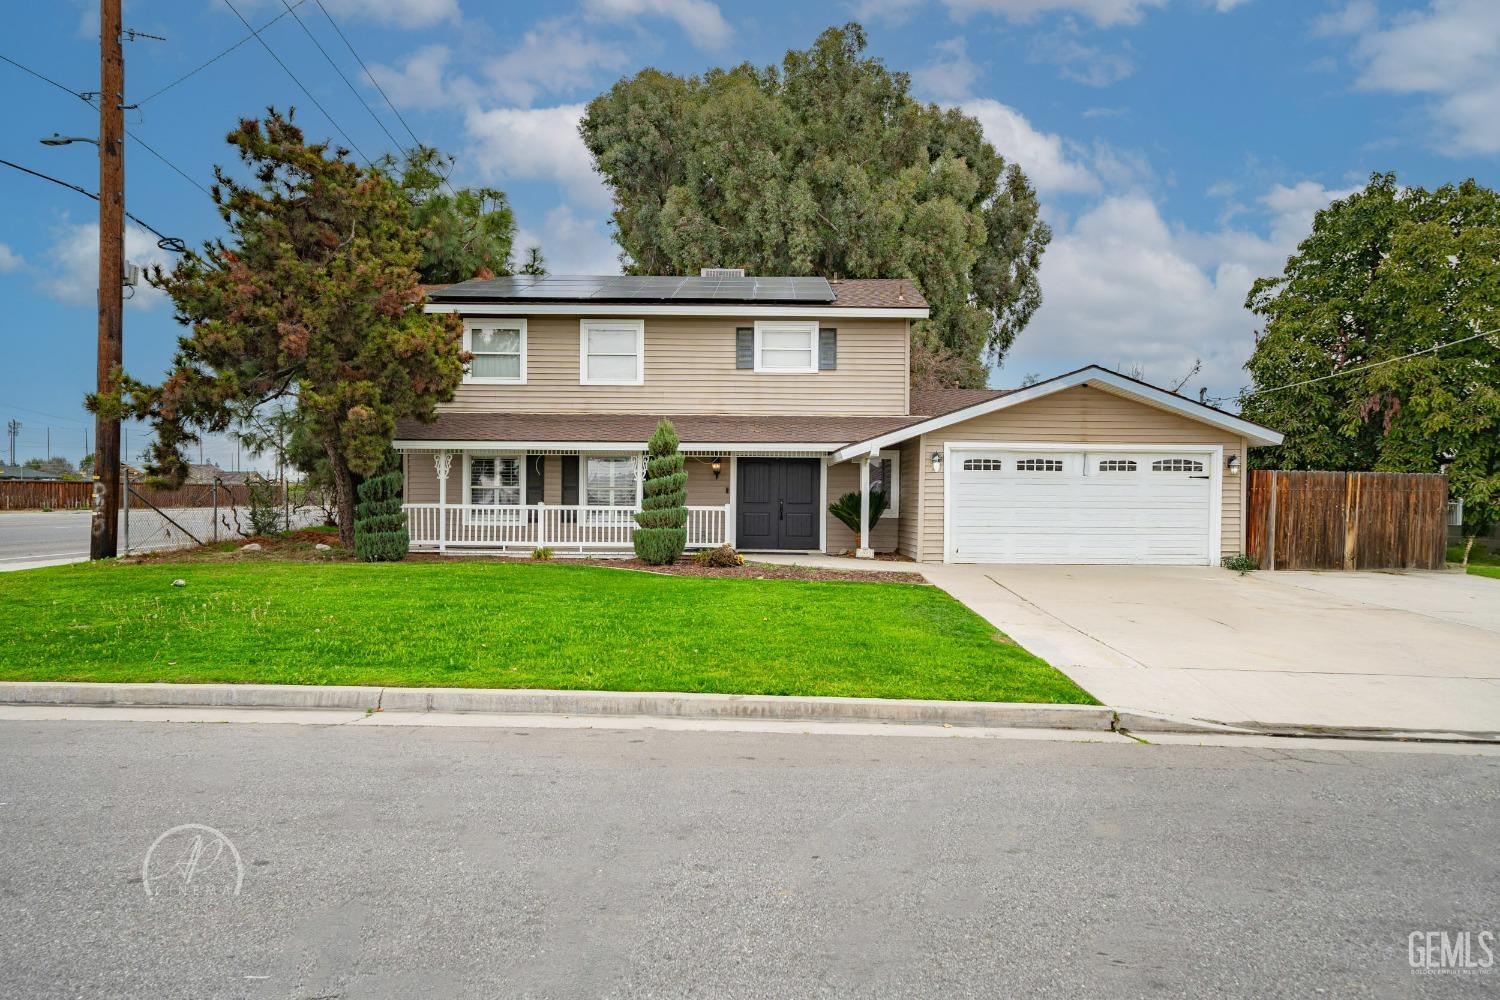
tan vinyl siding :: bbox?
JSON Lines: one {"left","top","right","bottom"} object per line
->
{"left": 897, "top": 437, "right": 921, "bottom": 559}
{"left": 444, "top": 315, "right": 908, "bottom": 416}
{"left": 915, "top": 385, "right": 1246, "bottom": 562}
{"left": 685, "top": 457, "right": 732, "bottom": 508}
{"left": 824, "top": 458, "right": 900, "bottom": 554}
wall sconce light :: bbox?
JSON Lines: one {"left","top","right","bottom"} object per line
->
{"left": 930, "top": 452, "right": 943, "bottom": 473}
{"left": 711, "top": 456, "right": 722, "bottom": 479}
{"left": 1227, "top": 454, "right": 1240, "bottom": 474}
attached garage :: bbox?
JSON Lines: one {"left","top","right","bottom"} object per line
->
{"left": 946, "top": 447, "right": 1219, "bottom": 564}
{"left": 830, "top": 366, "right": 1285, "bottom": 566}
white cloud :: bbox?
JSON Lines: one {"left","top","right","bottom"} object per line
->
{"left": 961, "top": 98, "right": 1100, "bottom": 194}
{"left": 367, "top": 45, "right": 465, "bottom": 111}
{"left": 0, "top": 244, "right": 23, "bottom": 272}
{"left": 463, "top": 103, "right": 610, "bottom": 208}
{"left": 1002, "top": 181, "right": 1357, "bottom": 397}
{"left": 1028, "top": 23, "right": 1135, "bottom": 86}
{"left": 515, "top": 205, "right": 622, "bottom": 276}
{"left": 41, "top": 222, "right": 172, "bottom": 311}
{"left": 241, "top": 0, "right": 458, "bottom": 28}
{"left": 1311, "top": 0, "right": 1376, "bottom": 37}
{"left": 912, "top": 38, "right": 982, "bottom": 101}
{"left": 485, "top": 20, "right": 630, "bottom": 107}
{"left": 582, "top": 0, "right": 731, "bottom": 49}
{"left": 1336, "top": 0, "right": 1500, "bottom": 155}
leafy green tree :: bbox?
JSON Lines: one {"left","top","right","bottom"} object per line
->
{"left": 633, "top": 420, "right": 687, "bottom": 565}
{"left": 581, "top": 22, "right": 1050, "bottom": 387}
{"left": 106, "top": 111, "right": 467, "bottom": 546}
{"left": 518, "top": 245, "right": 548, "bottom": 276}
{"left": 383, "top": 145, "right": 517, "bottom": 283}
{"left": 1240, "top": 172, "right": 1500, "bottom": 562}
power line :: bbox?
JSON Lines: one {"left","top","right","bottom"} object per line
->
{"left": 277, "top": 0, "right": 406, "bottom": 157}
{"left": 126, "top": 128, "right": 212, "bottom": 198}
{"left": 312, "top": 0, "right": 423, "bottom": 151}
{"left": 219, "top": 0, "right": 371, "bottom": 166}
{"left": 1217, "top": 329, "right": 1498, "bottom": 404}
{"left": 0, "top": 157, "right": 184, "bottom": 252}
{"left": 1, "top": 52, "right": 212, "bottom": 202}
{"left": 133, "top": 0, "right": 309, "bottom": 105}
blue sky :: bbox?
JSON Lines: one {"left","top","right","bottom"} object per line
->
{"left": 1, "top": 0, "right": 1496, "bottom": 471}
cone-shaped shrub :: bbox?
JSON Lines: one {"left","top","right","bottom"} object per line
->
{"left": 634, "top": 419, "right": 687, "bottom": 564}
{"left": 354, "top": 454, "right": 409, "bottom": 562}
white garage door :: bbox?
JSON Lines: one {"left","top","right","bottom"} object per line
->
{"left": 949, "top": 449, "right": 1215, "bottom": 564}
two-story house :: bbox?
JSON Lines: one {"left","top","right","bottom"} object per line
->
{"left": 394, "top": 273, "right": 1282, "bottom": 564}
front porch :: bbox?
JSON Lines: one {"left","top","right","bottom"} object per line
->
{"left": 396, "top": 444, "right": 905, "bottom": 558}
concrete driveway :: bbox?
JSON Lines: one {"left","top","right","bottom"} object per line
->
{"left": 924, "top": 564, "right": 1500, "bottom": 735}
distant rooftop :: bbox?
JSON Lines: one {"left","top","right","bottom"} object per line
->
{"left": 425, "top": 275, "right": 927, "bottom": 310}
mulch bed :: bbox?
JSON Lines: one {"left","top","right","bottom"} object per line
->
{"left": 595, "top": 557, "right": 928, "bottom": 584}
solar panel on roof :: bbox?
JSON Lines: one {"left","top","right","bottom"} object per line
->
{"left": 429, "top": 274, "right": 837, "bottom": 303}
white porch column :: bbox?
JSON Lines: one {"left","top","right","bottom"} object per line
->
{"left": 856, "top": 454, "right": 874, "bottom": 559}
{"left": 434, "top": 450, "right": 454, "bottom": 554}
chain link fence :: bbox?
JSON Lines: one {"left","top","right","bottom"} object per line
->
{"left": 121, "top": 475, "right": 331, "bottom": 555}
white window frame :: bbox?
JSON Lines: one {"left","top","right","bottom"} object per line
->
{"left": 581, "top": 453, "right": 642, "bottom": 527}
{"left": 867, "top": 448, "right": 900, "bottom": 510}
{"left": 463, "top": 452, "right": 526, "bottom": 524}
{"left": 579, "top": 319, "right": 645, "bottom": 386}
{"left": 753, "top": 319, "right": 819, "bottom": 374}
{"left": 463, "top": 320, "right": 526, "bottom": 385}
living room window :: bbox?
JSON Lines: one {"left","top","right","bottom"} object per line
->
{"left": 580, "top": 319, "right": 645, "bottom": 385}
{"left": 468, "top": 456, "right": 522, "bottom": 506}
{"left": 585, "top": 456, "right": 637, "bottom": 508}
{"left": 464, "top": 321, "right": 525, "bottom": 383}
{"left": 753, "top": 320, "right": 818, "bottom": 373}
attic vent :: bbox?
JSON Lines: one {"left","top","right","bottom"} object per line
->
{"left": 699, "top": 267, "right": 745, "bottom": 278}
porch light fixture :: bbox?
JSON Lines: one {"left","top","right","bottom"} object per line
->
{"left": 930, "top": 451, "right": 943, "bottom": 473}
{"left": 1227, "top": 454, "right": 1240, "bottom": 474}
{"left": 711, "top": 456, "right": 722, "bottom": 479}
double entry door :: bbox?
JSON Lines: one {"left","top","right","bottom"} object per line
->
{"left": 736, "top": 458, "right": 820, "bottom": 551}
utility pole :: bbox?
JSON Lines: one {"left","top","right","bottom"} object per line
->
{"left": 91, "top": 0, "right": 124, "bottom": 560}
{"left": 5, "top": 419, "right": 18, "bottom": 466}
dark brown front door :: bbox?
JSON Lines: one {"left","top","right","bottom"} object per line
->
{"left": 737, "top": 458, "right": 820, "bottom": 550}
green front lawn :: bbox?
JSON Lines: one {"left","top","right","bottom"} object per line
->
{"left": 0, "top": 560, "right": 1095, "bottom": 705}
{"left": 1447, "top": 544, "right": 1500, "bottom": 580}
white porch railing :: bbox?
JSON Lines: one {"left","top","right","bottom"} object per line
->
{"left": 404, "top": 503, "right": 730, "bottom": 553}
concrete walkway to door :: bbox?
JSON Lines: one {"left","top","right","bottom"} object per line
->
{"left": 921, "top": 563, "right": 1500, "bottom": 735}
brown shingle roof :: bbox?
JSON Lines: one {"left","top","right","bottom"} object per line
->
{"left": 827, "top": 278, "right": 926, "bottom": 309}
{"left": 395, "top": 411, "right": 923, "bottom": 446}
{"left": 908, "top": 385, "right": 1011, "bottom": 416}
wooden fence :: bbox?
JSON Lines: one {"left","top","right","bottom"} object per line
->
{"left": 0, "top": 479, "right": 251, "bottom": 511}
{"left": 1246, "top": 470, "right": 1448, "bottom": 571}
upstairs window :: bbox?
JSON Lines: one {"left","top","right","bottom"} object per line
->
{"left": 1152, "top": 458, "right": 1205, "bottom": 473}
{"left": 754, "top": 320, "right": 818, "bottom": 373}
{"left": 580, "top": 320, "right": 644, "bottom": 385}
{"left": 464, "top": 321, "right": 525, "bottom": 383}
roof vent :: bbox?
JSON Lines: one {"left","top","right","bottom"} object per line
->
{"left": 699, "top": 267, "right": 745, "bottom": 278}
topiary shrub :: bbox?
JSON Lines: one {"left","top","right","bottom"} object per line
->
{"left": 354, "top": 455, "right": 408, "bottom": 562}
{"left": 633, "top": 419, "right": 687, "bottom": 565}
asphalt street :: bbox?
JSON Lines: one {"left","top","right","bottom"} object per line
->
{"left": 0, "top": 721, "right": 1495, "bottom": 999}
{"left": 0, "top": 510, "right": 93, "bottom": 567}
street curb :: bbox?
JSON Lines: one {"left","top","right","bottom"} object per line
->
{"left": 0, "top": 682, "right": 1115, "bottom": 731}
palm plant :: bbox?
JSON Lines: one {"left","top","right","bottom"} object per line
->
{"left": 827, "top": 490, "right": 888, "bottom": 550}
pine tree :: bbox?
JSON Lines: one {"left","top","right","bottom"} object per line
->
{"left": 354, "top": 453, "right": 409, "bottom": 562}
{"left": 633, "top": 420, "right": 687, "bottom": 565}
